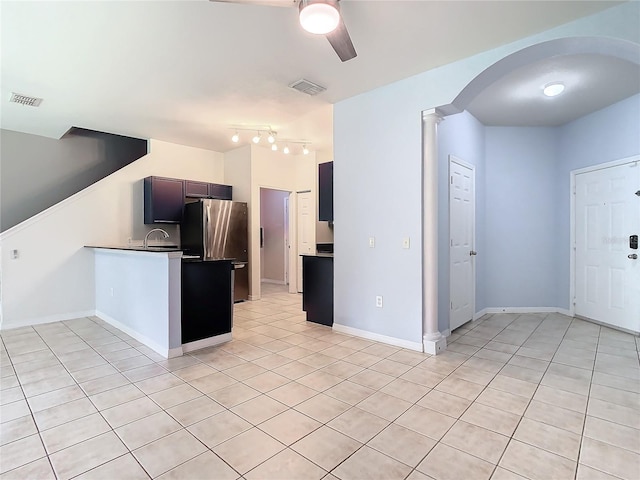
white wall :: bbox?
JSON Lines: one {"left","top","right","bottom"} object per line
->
{"left": 557, "top": 93, "right": 640, "bottom": 307}
{"left": 333, "top": 2, "right": 640, "bottom": 345}
{"left": 484, "top": 127, "right": 560, "bottom": 309}
{"left": 249, "top": 145, "right": 316, "bottom": 299}
{"left": 0, "top": 139, "right": 225, "bottom": 329}
{"left": 222, "top": 144, "right": 316, "bottom": 299}
{"left": 437, "top": 111, "right": 486, "bottom": 330}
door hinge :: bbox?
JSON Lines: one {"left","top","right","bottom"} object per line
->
{"left": 450, "top": 176, "right": 453, "bottom": 185}
{"left": 450, "top": 302, "right": 453, "bottom": 310}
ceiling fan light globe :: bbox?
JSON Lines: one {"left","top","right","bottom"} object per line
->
{"left": 299, "top": 3, "right": 340, "bottom": 35}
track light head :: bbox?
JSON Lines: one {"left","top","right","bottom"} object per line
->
{"left": 271, "top": 143, "right": 278, "bottom": 151}
{"left": 231, "top": 132, "right": 239, "bottom": 143}
{"left": 252, "top": 133, "right": 261, "bottom": 144}
{"left": 267, "top": 132, "right": 276, "bottom": 144}
{"left": 303, "top": 145, "right": 309, "bottom": 155}
{"left": 283, "top": 145, "right": 290, "bottom": 155}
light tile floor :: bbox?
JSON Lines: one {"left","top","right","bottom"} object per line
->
{"left": 1, "top": 283, "right": 639, "bottom": 479}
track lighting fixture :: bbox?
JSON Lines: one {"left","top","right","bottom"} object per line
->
{"left": 228, "top": 125, "right": 312, "bottom": 155}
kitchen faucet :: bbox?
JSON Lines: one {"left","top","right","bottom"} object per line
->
{"left": 143, "top": 228, "right": 170, "bottom": 249}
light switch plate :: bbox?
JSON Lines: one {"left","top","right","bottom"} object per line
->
{"left": 369, "top": 237, "right": 375, "bottom": 248}
{"left": 402, "top": 237, "right": 410, "bottom": 249}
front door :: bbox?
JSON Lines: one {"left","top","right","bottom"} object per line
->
{"left": 449, "top": 157, "right": 475, "bottom": 331}
{"left": 575, "top": 160, "right": 640, "bottom": 332}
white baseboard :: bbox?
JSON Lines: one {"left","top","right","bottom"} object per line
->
{"left": 95, "top": 311, "right": 177, "bottom": 359}
{"left": 182, "top": 333, "right": 232, "bottom": 353}
{"left": 481, "top": 307, "right": 572, "bottom": 316}
{"left": 332, "top": 323, "right": 423, "bottom": 352}
{"left": 474, "top": 308, "right": 489, "bottom": 320}
{"left": 248, "top": 295, "right": 260, "bottom": 301}
{"left": 0, "top": 310, "right": 96, "bottom": 331}
{"left": 261, "top": 279, "right": 287, "bottom": 285}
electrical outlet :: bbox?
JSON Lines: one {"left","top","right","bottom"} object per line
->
{"left": 369, "top": 237, "right": 375, "bottom": 248}
{"left": 375, "top": 295, "right": 383, "bottom": 308}
{"left": 402, "top": 237, "right": 410, "bottom": 249}
{"left": 11, "top": 249, "right": 19, "bottom": 259}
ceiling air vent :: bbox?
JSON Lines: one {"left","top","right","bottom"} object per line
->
{"left": 289, "top": 79, "right": 326, "bottom": 96}
{"left": 10, "top": 92, "right": 43, "bottom": 107}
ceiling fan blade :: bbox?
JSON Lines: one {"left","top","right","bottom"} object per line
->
{"left": 209, "top": 0, "right": 297, "bottom": 7}
{"left": 326, "top": 16, "right": 357, "bottom": 62}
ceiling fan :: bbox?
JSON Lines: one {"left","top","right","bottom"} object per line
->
{"left": 209, "top": 0, "right": 357, "bottom": 62}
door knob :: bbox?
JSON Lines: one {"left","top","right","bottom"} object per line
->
{"left": 629, "top": 254, "right": 638, "bottom": 260}
{"left": 469, "top": 250, "right": 477, "bottom": 256}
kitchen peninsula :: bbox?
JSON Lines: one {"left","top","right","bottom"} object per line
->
{"left": 87, "top": 246, "right": 233, "bottom": 358}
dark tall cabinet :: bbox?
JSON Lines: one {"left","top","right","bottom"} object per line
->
{"left": 318, "top": 162, "right": 333, "bottom": 222}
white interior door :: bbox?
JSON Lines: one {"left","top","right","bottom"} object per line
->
{"left": 297, "top": 191, "right": 314, "bottom": 292}
{"left": 283, "top": 196, "right": 289, "bottom": 285}
{"left": 575, "top": 160, "right": 640, "bottom": 332}
{"left": 449, "top": 157, "right": 475, "bottom": 331}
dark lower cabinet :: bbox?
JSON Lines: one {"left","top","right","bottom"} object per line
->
{"left": 302, "top": 255, "right": 333, "bottom": 326}
{"left": 181, "top": 259, "right": 233, "bottom": 343}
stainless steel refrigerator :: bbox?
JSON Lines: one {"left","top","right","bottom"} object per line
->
{"left": 181, "top": 199, "right": 249, "bottom": 302}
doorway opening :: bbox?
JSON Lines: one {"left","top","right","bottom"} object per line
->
{"left": 259, "top": 188, "right": 291, "bottom": 292}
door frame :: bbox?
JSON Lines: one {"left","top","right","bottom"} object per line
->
{"left": 569, "top": 154, "right": 640, "bottom": 317}
{"left": 448, "top": 155, "right": 476, "bottom": 330}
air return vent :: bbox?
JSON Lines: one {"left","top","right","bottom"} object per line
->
{"left": 10, "top": 92, "right": 43, "bottom": 107}
{"left": 289, "top": 79, "right": 326, "bottom": 96}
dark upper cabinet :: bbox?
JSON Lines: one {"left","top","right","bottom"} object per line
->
{"left": 144, "top": 176, "right": 184, "bottom": 224}
{"left": 144, "top": 176, "right": 233, "bottom": 224}
{"left": 318, "top": 161, "right": 333, "bottom": 221}
{"left": 208, "top": 183, "right": 232, "bottom": 200}
{"left": 184, "top": 180, "right": 209, "bottom": 198}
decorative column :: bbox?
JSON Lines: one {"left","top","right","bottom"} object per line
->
{"left": 422, "top": 109, "right": 446, "bottom": 355}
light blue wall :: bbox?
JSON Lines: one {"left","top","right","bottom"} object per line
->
{"left": 556, "top": 93, "right": 640, "bottom": 307}
{"left": 484, "top": 127, "right": 561, "bottom": 308}
{"left": 437, "top": 111, "right": 486, "bottom": 331}
{"left": 333, "top": 3, "right": 640, "bottom": 344}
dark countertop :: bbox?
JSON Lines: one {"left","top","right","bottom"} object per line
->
{"left": 86, "top": 245, "right": 183, "bottom": 253}
{"left": 86, "top": 246, "right": 236, "bottom": 263}
{"left": 301, "top": 253, "right": 334, "bottom": 258}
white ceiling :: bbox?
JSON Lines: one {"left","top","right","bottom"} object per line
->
{"left": 467, "top": 53, "right": 640, "bottom": 126}
{"left": 0, "top": 1, "right": 625, "bottom": 155}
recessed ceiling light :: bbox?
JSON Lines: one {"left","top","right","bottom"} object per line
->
{"left": 543, "top": 83, "right": 565, "bottom": 97}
